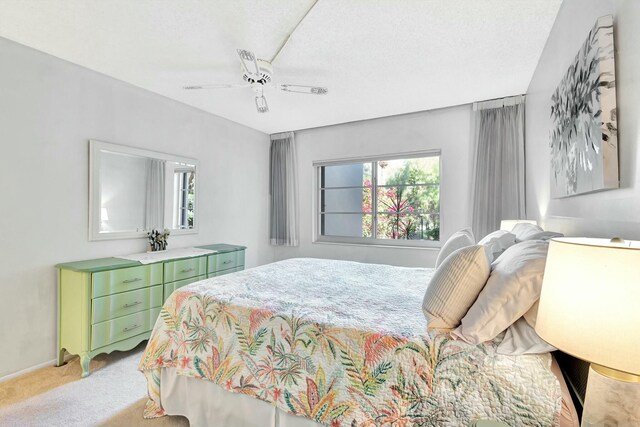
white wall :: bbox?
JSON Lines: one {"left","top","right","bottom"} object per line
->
{"left": 0, "top": 37, "right": 273, "bottom": 379}
{"left": 525, "top": 0, "right": 640, "bottom": 238}
{"left": 275, "top": 105, "right": 474, "bottom": 268}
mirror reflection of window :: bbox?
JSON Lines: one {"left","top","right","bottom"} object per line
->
{"left": 90, "top": 140, "right": 198, "bottom": 240}
{"left": 145, "top": 158, "right": 166, "bottom": 231}
{"left": 173, "top": 168, "right": 195, "bottom": 229}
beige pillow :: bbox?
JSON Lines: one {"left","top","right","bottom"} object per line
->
{"left": 435, "top": 227, "right": 475, "bottom": 267}
{"left": 423, "top": 245, "right": 491, "bottom": 330}
{"left": 452, "top": 240, "right": 549, "bottom": 344}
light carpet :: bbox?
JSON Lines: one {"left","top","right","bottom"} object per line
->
{"left": 0, "top": 343, "right": 188, "bottom": 426}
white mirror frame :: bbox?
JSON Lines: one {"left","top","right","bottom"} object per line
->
{"left": 89, "top": 139, "right": 199, "bottom": 241}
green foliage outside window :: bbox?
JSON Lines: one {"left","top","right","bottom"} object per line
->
{"left": 362, "top": 158, "right": 440, "bottom": 241}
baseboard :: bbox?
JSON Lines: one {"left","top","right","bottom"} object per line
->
{"left": 0, "top": 354, "right": 77, "bottom": 384}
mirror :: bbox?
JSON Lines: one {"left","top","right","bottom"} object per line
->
{"left": 89, "top": 140, "right": 198, "bottom": 240}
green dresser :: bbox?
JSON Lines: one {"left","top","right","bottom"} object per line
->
{"left": 56, "top": 244, "right": 246, "bottom": 377}
{"left": 163, "top": 256, "right": 207, "bottom": 302}
{"left": 199, "top": 243, "right": 246, "bottom": 278}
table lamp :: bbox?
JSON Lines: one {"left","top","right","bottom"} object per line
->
{"left": 500, "top": 219, "right": 537, "bottom": 232}
{"left": 535, "top": 237, "right": 640, "bottom": 427}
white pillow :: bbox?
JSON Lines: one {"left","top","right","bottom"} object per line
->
{"left": 512, "top": 223, "right": 564, "bottom": 242}
{"left": 478, "top": 230, "right": 516, "bottom": 261}
{"left": 523, "top": 300, "right": 539, "bottom": 327}
{"left": 451, "top": 240, "right": 549, "bottom": 344}
{"left": 496, "top": 317, "right": 556, "bottom": 355}
{"left": 423, "top": 245, "right": 491, "bottom": 330}
{"left": 435, "top": 227, "right": 475, "bottom": 267}
{"left": 511, "top": 223, "right": 544, "bottom": 241}
{"left": 524, "top": 231, "right": 564, "bottom": 241}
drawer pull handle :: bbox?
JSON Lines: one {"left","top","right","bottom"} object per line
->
{"left": 180, "top": 268, "right": 195, "bottom": 273}
{"left": 122, "top": 278, "right": 142, "bottom": 284}
{"left": 122, "top": 301, "right": 142, "bottom": 309}
{"left": 123, "top": 324, "right": 142, "bottom": 333}
{"left": 223, "top": 260, "right": 232, "bottom": 265}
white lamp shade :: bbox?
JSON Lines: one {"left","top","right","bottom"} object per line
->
{"left": 500, "top": 219, "right": 537, "bottom": 232}
{"left": 536, "top": 238, "right": 640, "bottom": 376}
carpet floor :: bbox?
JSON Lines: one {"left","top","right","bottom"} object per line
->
{"left": 0, "top": 343, "right": 189, "bottom": 426}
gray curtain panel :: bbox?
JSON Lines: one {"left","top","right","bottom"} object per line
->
{"left": 472, "top": 96, "right": 525, "bottom": 240}
{"left": 145, "top": 158, "right": 165, "bottom": 230}
{"left": 270, "top": 132, "right": 299, "bottom": 246}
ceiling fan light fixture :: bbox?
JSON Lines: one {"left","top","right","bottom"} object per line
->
{"left": 255, "top": 95, "right": 269, "bottom": 113}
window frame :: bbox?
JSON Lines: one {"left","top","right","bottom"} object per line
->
{"left": 313, "top": 150, "right": 441, "bottom": 248}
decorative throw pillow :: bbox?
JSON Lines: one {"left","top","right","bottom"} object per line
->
{"left": 496, "top": 317, "right": 556, "bottom": 355}
{"left": 435, "top": 227, "right": 475, "bottom": 267}
{"left": 478, "top": 230, "right": 517, "bottom": 261}
{"left": 423, "top": 245, "right": 491, "bottom": 330}
{"left": 451, "top": 240, "right": 549, "bottom": 344}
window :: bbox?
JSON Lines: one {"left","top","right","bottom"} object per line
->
{"left": 316, "top": 153, "right": 440, "bottom": 246}
{"left": 173, "top": 169, "right": 195, "bottom": 229}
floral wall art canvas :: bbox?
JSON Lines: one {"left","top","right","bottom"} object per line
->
{"left": 550, "top": 15, "right": 618, "bottom": 198}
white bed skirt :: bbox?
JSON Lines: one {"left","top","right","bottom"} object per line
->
{"left": 158, "top": 360, "right": 578, "bottom": 427}
{"left": 160, "top": 368, "right": 322, "bottom": 427}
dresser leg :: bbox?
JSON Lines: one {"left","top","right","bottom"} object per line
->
{"left": 80, "top": 354, "right": 91, "bottom": 377}
{"left": 56, "top": 348, "right": 65, "bottom": 367}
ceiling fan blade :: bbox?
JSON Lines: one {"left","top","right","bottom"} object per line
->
{"left": 183, "top": 83, "right": 248, "bottom": 90}
{"left": 279, "top": 84, "right": 328, "bottom": 95}
{"left": 237, "top": 49, "right": 261, "bottom": 77}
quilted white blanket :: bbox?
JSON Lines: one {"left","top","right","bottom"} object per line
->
{"left": 140, "top": 258, "right": 561, "bottom": 426}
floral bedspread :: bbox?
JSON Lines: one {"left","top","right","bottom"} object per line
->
{"left": 139, "top": 258, "right": 561, "bottom": 426}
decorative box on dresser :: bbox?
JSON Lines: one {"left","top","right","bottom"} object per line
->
{"left": 56, "top": 244, "right": 246, "bottom": 377}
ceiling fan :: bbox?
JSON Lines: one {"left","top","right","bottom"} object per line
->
{"left": 183, "top": 49, "right": 328, "bottom": 113}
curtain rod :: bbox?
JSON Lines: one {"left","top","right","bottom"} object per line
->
{"left": 275, "top": 93, "right": 527, "bottom": 134}
{"left": 473, "top": 94, "right": 526, "bottom": 111}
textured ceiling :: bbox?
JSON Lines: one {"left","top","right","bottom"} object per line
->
{"left": 0, "top": 0, "right": 562, "bottom": 134}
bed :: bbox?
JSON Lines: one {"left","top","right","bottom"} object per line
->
{"left": 139, "top": 258, "right": 577, "bottom": 426}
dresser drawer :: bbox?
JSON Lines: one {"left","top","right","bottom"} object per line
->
{"left": 208, "top": 250, "right": 245, "bottom": 274}
{"left": 164, "top": 274, "right": 206, "bottom": 302}
{"left": 91, "top": 307, "right": 160, "bottom": 350}
{"left": 164, "top": 257, "right": 207, "bottom": 283}
{"left": 92, "top": 285, "right": 163, "bottom": 324}
{"left": 215, "top": 266, "right": 243, "bottom": 277}
{"left": 92, "top": 264, "right": 162, "bottom": 298}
